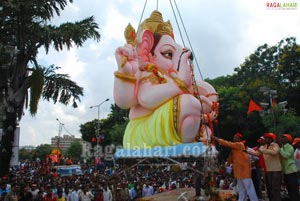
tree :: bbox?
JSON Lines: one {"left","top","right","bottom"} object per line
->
{"left": 19, "top": 147, "right": 33, "bottom": 161}
{"left": 34, "top": 144, "right": 52, "bottom": 162}
{"left": 80, "top": 104, "right": 128, "bottom": 147}
{"left": 211, "top": 37, "right": 300, "bottom": 150}
{"left": 110, "top": 121, "right": 128, "bottom": 146}
{"left": 66, "top": 140, "right": 82, "bottom": 161}
{"left": 104, "top": 104, "right": 129, "bottom": 146}
{"left": 261, "top": 106, "right": 300, "bottom": 136}
{"left": 233, "top": 37, "right": 300, "bottom": 113}
{"left": 277, "top": 37, "right": 300, "bottom": 113}
{"left": 0, "top": 0, "right": 101, "bottom": 176}
{"left": 207, "top": 76, "right": 256, "bottom": 139}
{"left": 80, "top": 120, "right": 98, "bottom": 144}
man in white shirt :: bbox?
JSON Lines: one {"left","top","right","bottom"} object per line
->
{"left": 30, "top": 184, "right": 39, "bottom": 200}
{"left": 142, "top": 181, "right": 153, "bottom": 197}
{"left": 70, "top": 185, "right": 81, "bottom": 201}
{"left": 102, "top": 184, "right": 112, "bottom": 201}
{"left": 79, "top": 187, "right": 93, "bottom": 201}
{"left": 64, "top": 187, "right": 72, "bottom": 201}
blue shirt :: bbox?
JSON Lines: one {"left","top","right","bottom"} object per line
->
{"left": 0, "top": 187, "right": 11, "bottom": 196}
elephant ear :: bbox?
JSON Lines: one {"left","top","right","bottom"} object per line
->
{"left": 137, "top": 30, "right": 154, "bottom": 65}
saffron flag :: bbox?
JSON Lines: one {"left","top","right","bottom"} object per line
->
{"left": 247, "top": 99, "right": 263, "bottom": 115}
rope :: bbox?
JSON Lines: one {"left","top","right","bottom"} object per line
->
{"left": 173, "top": 0, "right": 203, "bottom": 80}
{"left": 168, "top": 0, "right": 213, "bottom": 148}
{"left": 169, "top": 0, "right": 186, "bottom": 47}
{"left": 171, "top": 0, "right": 213, "bottom": 148}
{"left": 136, "top": 0, "right": 148, "bottom": 34}
{"left": 189, "top": 59, "right": 200, "bottom": 100}
{"left": 189, "top": 58, "right": 211, "bottom": 147}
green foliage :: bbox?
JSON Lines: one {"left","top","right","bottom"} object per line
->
{"left": 44, "top": 16, "right": 100, "bottom": 52}
{"left": 80, "top": 118, "right": 113, "bottom": 149}
{"left": 29, "top": 67, "right": 44, "bottom": 115}
{"left": 80, "top": 104, "right": 129, "bottom": 147}
{"left": 34, "top": 144, "right": 52, "bottom": 161}
{"left": 216, "top": 86, "right": 247, "bottom": 135}
{"left": 43, "top": 65, "right": 83, "bottom": 107}
{"left": 19, "top": 148, "right": 34, "bottom": 161}
{"left": 80, "top": 119, "right": 99, "bottom": 145}
{"left": 105, "top": 104, "right": 129, "bottom": 127}
{"left": 212, "top": 37, "right": 300, "bottom": 150}
{"left": 278, "top": 37, "right": 300, "bottom": 87}
{"left": 104, "top": 104, "right": 129, "bottom": 146}
{"left": 67, "top": 140, "right": 83, "bottom": 160}
{"left": 261, "top": 108, "right": 300, "bottom": 136}
{"left": 110, "top": 122, "right": 128, "bottom": 146}
{"left": 206, "top": 75, "right": 236, "bottom": 90}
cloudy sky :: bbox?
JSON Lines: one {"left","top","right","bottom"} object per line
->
{"left": 19, "top": 0, "right": 300, "bottom": 146}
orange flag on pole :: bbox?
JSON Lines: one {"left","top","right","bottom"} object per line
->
{"left": 247, "top": 99, "right": 263, "bottom": 115}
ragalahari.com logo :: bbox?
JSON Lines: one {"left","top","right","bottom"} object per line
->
{"left": 266, "top": 1, "right": 298, "bottom": 10}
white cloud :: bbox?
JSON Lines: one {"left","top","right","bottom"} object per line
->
{"left": 103, "top": 6, "right": 132, "bottom": 41}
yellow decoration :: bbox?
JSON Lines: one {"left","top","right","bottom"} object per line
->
{"left": 173, "top": 77, "right": 190, "bottom": 93}
{"left": 121, "top": 24, "right": 137, "bottom": 67}
{"left": 114, "top": 71, "right": 136, "bottom": 83}
{"left": 144, "top": 63, "right": 166, "bottom": 83}
{"left": 123, "top": 98, "right": 181, "bottom": 149}
{"left": 143, "top": 63, "right": 189, "bottom": 92}
{"left": 124, "top": 23, "right": 137, "bottom": 46}
{"left": 120, "top": 56, "right": 128, "bottom": 68}
{"left": 51, "top": 148, "right": 60, "bottom": 155}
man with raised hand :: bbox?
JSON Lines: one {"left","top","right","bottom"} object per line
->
{"left": 213, "top": 133, "right": 258, "bottom": 201}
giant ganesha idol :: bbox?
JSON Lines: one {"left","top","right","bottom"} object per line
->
{"left": 114, "top": 10, "right": 218, "bottom": 150}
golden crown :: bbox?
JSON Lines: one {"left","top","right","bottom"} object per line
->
{"left": 124, "top": 10, "right": 174, "bottom": 46}
{"left": 140, "top": 10, "right": 173, "bottom": 37}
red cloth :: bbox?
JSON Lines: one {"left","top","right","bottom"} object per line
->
{"left": 43, "top": 193, "right": 57, "bottom": 201}
{"left": 95, "top": 195, "right": 104, "bottom": 201}
{"left": 253, "top": 146, "right": 267, "bottom": 172}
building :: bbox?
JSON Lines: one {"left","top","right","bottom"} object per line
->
{"left": 51, "top": 135, "right": 84, "bottom": 152}
{"left": 51, "top": 135, "right": 92, "bottom": 162}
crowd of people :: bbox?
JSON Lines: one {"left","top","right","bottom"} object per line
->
{"left": 1, "top": 132, "right": 300, "bottom": 201}
{"left": 214, "top": 132, "right": 300, "bottom": 201}
{"left": 0, "top": 156, "right": 213, "bottom": 201}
